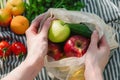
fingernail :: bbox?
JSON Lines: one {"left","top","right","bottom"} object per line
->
{"left": 93, "top": 30, "right": 98, "bottom": 34}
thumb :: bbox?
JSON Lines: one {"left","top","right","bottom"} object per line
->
{"left": 39, "top": 17, "right": 55, "bottom": 36}
{"left": 99, "top": 35, "right": 110, "bottom": 51}
{"left": 25, "top": 14, "right": 45, "bottom": 37}
{"left": 88, "top": 30, "right": 99, "bottom": 49}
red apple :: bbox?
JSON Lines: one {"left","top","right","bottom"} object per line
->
{"left": 47, "top": 41, "right": 63, "bottom": 60}
{"left": 64, "top": 35, "right": 90, "bottom": 57}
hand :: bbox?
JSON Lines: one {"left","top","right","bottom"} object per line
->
{"left": 2, "top": 15, "right": 53, "bottom": 80}
{"left": 25, "top": 15, "right": 54, "bottom": 68}
{"left": 1, "top": 15, "right": 55, "bottom": 80}
{"left": 85, "top": 30, "right": 110, "bottom": 71}
{"left": 84, "top": 30, "right": 110, "bottom": 80}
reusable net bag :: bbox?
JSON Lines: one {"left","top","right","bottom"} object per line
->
{"left": 38, "top": 8, "right": 118, "bottom": 80}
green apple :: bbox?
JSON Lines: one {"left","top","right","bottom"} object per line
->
{"left": 48, "top": 20, "right": 70, "bottom": 43}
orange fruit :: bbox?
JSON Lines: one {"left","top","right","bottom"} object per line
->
{"left": 5, "top": 0, "right": 25, "bottom": 16}
{"left": 10, "top": 16, "right": 29, "bottom": 34}
{"left": 0, "top": 8, "right": 12, "bottom": 27}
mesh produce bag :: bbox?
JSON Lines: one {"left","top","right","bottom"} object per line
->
{"left": 37, "top": 8, "right": 118, "bottom": 80}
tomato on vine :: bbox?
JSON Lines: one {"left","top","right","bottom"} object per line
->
{"left": 11, "top": 42, "right": 27, "bottom": 58}
{"left": 0, "top": 41, "right": 11, "bottom": 58}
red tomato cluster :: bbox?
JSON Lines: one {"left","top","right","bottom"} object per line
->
{"left": 0, "top": 41, "right": 27, "bottom": 58}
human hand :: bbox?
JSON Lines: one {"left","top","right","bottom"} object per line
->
{"left": 85, "top": 30, "right": 110, "bottom": 72}
{"left": 1, "top": 15, "right": 55, "bottom": 80}
{"left": 25, "top": 15, "right": 54, "bottom": 67}
{"left": 84, "top": 30, "right": 110, "bottom": 80}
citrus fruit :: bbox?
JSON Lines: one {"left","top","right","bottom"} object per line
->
{"left": 5, "top": 0, "right": 25, "bottom": 16}
{"left": 10, "top": 16, "right": 29, "bottom": 34}
{"left": 0, "top": 9, "right": 12, "bottom": 27}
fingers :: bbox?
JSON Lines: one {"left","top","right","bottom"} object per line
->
{"left": 88, "top": 30, "right": 99, "bottom": 50}
{"left": 32, "top": 13, "right": 46, "bottom": 24}
{"left": 99, "top": 35, "right": 110, "bottom": 52}
{"left": 39, "top": 17, "right": 55, "bottom": 36}
{"left": 99, "top": 35, "right": 108, "bottom": 47}
{"left": 26, "top": 14, "right": 45, "bottom": 37}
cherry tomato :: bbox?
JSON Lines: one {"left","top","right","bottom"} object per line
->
{"left": 11, "top": 42, "right": 27, "bottom": 56}
{"left": 0, "top": 41, "right": 11, "bottom": 57}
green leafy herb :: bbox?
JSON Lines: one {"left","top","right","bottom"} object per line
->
{"left": 25, "top": 0, "right": 85, "bottom": 23}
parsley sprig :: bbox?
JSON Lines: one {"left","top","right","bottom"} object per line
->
{"left": 25, "top": 0, "right": 85, "bottom": 22}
